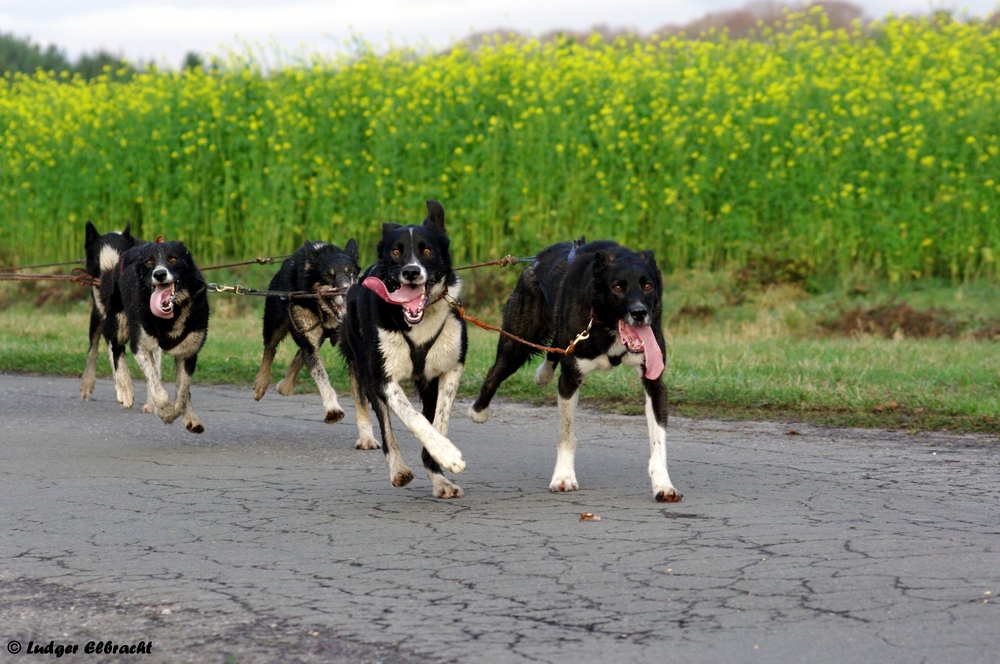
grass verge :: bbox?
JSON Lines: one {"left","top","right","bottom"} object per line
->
{"left": 2, "top": 271, "right": 1000, "bottom": 434}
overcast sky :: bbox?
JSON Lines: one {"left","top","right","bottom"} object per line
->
{"left": 2, "top": 0, "right": 998, "bottom": 67}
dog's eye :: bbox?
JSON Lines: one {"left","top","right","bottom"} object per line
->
{"left": 145, "top": 258, "right": 154, "bottom": 267}
{"left": 612, "top": 284, "right": 623, "bottom": 293}
{"left": 168, "top": 257, "right": 178, "bottom": 264}
{"left": 642, "top": 282, "right": 653, "bottom": 292}
{"left": 422, "top": 247, "right": 432, "bottom": 256}
{"left": 391, "top": 248, "right": 402, "bottom": 257}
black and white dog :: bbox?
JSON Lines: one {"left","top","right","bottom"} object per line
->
{"left": 341, "top": 200, "right": 468, "bottom": 497}
{"left": 102, "top": 240, "right": 210, "bottom": 433}
{"left": 253, "top": 239, "right": 365, "bottom": 435}
{"left": 469, "top": 239, "right": 682, "bottom": 503}
{"left": 80, "top": 221, "right": 142, "bottom": 402}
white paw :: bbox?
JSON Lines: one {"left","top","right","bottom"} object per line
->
{"left": 355, "top": 436, "right": 380, "bottom": 450}
{"left": 468, "top": 403, "right": 490, "bottom": 423}
{"left": 549, "top": 473, "right": 579, "bottom": 493}
{"left": 654, "top": 485, "right": 683, "bottom": 503}
{"left": 535, "top": 361, "right": 555, "bottom": 386}
{"left": 142, "top": 400, "right": 155, "bottom": 414}
{"left": 430, "top": 441, "right": 466, "bottom": 474}
{"left": 117, "top": 383, "right": 134, "bottom": 409}
{"left": 431, "top": 476, "right": 464, "bottom": 498}
{"left": 276, "top": 378, "right": 295, "bottom": 396}
{"left": 80, "top": 378, "right": 95, "bottom": 401}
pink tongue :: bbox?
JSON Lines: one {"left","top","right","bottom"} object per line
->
{"left": 631, "top": 324, "right": 664, "bottom": 380}
{"left": 150, "top": 284, "right": 174, "bottom": 319}
{"left": 362, "top": 277, "right": 423, "bottom": 307}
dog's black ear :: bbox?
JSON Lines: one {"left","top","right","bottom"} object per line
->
{"left": 638, "top": 250, "right": 656, "bottom": 265}
{"left": 593, "top": 250, "right": 610, "bottom": 279}
{"left": 345, "top": 238, "right": 359, "bottom": 263}
{"left": 121, "top": 221, "right": 132, "bottom": 240}
{"left": 424, "top": 200, "right": 445, "bottom": 231}
{"left": 85, "top": 221, "right": 99, "bottom": 248}
{"left": 377, "top": 223, "right": 401, "bottom": 258}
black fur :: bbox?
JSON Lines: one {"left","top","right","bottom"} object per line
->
{"left": 102, "top": 240, "right": 210, "bottom": 433}
{"left": 253, "top": 239, "right": 361, "bottom": 427}
{"left": 340, "top": 200, "right": 469, "bottom": 497}
{"left": 80, "top": 221, "right": 140, "bottom": 401}
{"left": 469, "top": 240, "right": 682, "bottom": 502}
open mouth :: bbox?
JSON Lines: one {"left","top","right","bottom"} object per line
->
{"left": 362, "top": 277, "right": 430, "bottom": 325}
{"left": 150, "top": 283, "right": 176, "bottom": 319}
{"left": 618, "top": 319, "right": 664, "bottom": 380}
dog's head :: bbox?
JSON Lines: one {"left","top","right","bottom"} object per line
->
{"left": 300, "top": 238, "right": 360, "bottom": 321}
{"left": 592, "top": 247, "right": 665, "bottom": 378}
{"left": 132, "top": 241, "right": 201, "bottom": 320}
{"left": 368, "top": 200, "right": 454, "bottom": 325}
{"left": 85, "top": 220, "right": 138, "bottom": 277}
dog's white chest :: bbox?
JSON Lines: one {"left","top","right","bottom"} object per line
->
{"left": 376, "top": 308, "right": 463, "bottom": 381}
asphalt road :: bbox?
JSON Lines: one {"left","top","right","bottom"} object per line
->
{"left": 1, "top": 374, "right": 998, "bottom": 663}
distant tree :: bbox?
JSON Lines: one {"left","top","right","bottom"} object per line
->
{"left": 75, "top": 50, "right": 135, "bottom": 80}
{"left": 0, "top": 32, "right": 72, "bottom": 75}
{"left": 182, "top": 51, "right": 204, "bottom": 72}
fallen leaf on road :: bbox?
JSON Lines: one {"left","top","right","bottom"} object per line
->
{"left": 579, "top": 512, "right": 601, "bottom": 522}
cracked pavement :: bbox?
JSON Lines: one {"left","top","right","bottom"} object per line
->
{"left": 1, "top": 374, "right": 998, "bottom": 663}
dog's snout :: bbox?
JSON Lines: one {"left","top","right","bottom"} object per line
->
{"left": 629, "top": 306, "right": 648, "bottom": 323}
{"left": 152, "top": 267, "right": 169, "bottom": 283}
{"left": 401, "top": 265, "right": 423, "bottom": 283}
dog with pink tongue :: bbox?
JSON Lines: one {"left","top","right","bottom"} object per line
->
{"left": 469, "top": 239, "right": 681, "bottom": 503}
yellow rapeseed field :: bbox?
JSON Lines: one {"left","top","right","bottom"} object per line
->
{"left": 2, "top": 8, "right": 999, "bottom": 283}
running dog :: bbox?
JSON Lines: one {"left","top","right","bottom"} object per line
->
{"left": 341, "top": 200, "right": 468, "bottom": 497}
{"left": 252, "top": 239, "right": 364, "bottom": 434}
{"left": 468, "top": 239, "right": 682, "bottom": 503}
{"left": 102, "top": 240, "right": 210, "bottom": 433}
{"left": 80, "top": 221, "right": 142, "bottom": 402}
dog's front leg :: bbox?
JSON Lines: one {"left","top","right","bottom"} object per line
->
{"left": 432, "top": 365, "right": 463, "bottom": 437}
{"left": 384, "top": 382, "right": 465, "bottom": 474}
{"left": 135, "top": 341, "right": 175, "bottom": 423}
{"left": 372, "top": 398, "right": 413, "bottom": 486}
{"left": 174, "top": 354, "right": 204, "bottom": 434}
{"left": 643, "top": 376, "right": 681, "bottom": 503}
{"left": 141, "top": 346, "right": 161, "bottom": 414}
{"left": 422, "top": 366, "right": 465, "bottom": 498}
{"left": 550, "top": 391, "right": 580, "bottom": 492}
{"left": 350, "top": 372, "right": 380, "bottom": 450}
{"left": 276, "top": 348, "right": 305, "bottom": 396}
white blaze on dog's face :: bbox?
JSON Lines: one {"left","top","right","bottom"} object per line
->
{"left": 372, "top": 202, "right": 453, "bottom": 325}
{"left": 143, "top": 243, "right": 189, "bottom": 320}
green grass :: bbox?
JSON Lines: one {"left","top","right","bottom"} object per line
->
{"left": 3, "top": 272, "right": 1000, "bottom": 434}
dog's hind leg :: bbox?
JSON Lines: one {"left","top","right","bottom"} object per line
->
{"left": 470, "top": 278, "right": 548, "bottom": 423}
{"left": 469, "top": 334, "right": 539, "bottom": 423}
{"left": 276, "top": 349, "right": 305, "bottom": 396}
{"left": 385, "top": 382, "right": 465, "bottom": 474}
{"left": 351, "top": 372, "right": 380, "bottom": 450}
{"left": 257, "top": 304, "right": 290, "bottom": 400}
{"left": 141, "top": 346, "right": 161, "bottom": 414}
{"left": 642, "top": 375, "right": 681, "bottom": 503}
{"left": 175, "top": 354, "right": 204, "bottom": 434}
{"left": 549, "top": 370, "right": 582, "bottom": 493}
{"left": 372, "top": 398, "right": 413, "bottom": 487}
{"left": 81, "top": 305, "right": 103, "bottom": 400}
{"left": 108, "top": 343, "right": 134, "bottom": 409}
